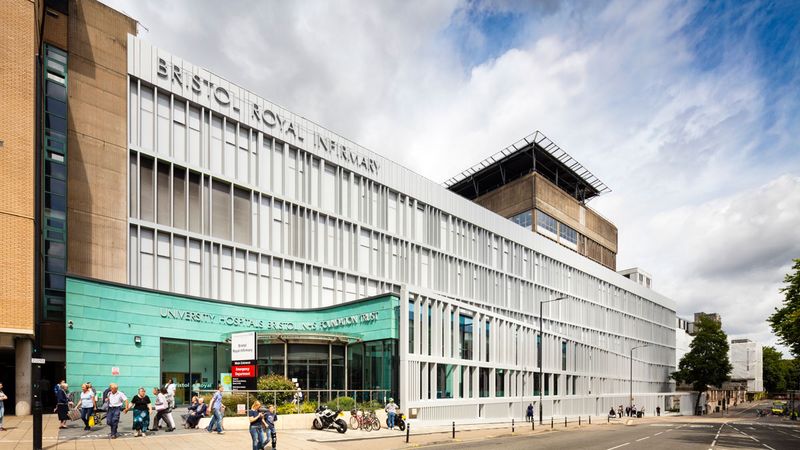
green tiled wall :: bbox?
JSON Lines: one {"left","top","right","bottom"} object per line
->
{"left": 66, "top": 277, "right": 398, "bottom": 396}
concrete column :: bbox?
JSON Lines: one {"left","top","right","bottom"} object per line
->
{"left": 15, "top": 337, "right": 32, "bottom": 415}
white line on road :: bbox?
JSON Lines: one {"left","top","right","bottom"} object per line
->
{"left": 654, "top": 431, "right": 663, "bottom": 436}
{"left": 607, "top": 443, "right": 630, "bottom": 450}
{"left": 711, "top": 439, "right": 716, "bottom": 447}
{"left": 665, "top": 428, "right": 674, "bottom": 432}
{"left": 763, "top": 445, "right": 776, "bottom": 450}
{"left": 636, "top": 436, "right": 650, "bottom": 442}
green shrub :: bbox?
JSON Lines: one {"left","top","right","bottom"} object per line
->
{"left": 256, "top": 375, "right": 296, "bottom": 406}
{"left": 329, "top": 396, "right": 355, "bottom": 411}
{"left": 360, "top": 399, "right": 383, "bottom": 411}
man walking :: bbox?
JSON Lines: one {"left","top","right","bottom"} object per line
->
{"left": 526, "top": 403, "right": 534, "bottom": 422}
{"left": 106, "top": 383, "right": 128, "bottom": 439}
{"left": 206, "top": 384, "right": 225, "bottom": 434}
{"left": 385, "top": 398, "right": 399, "bottom": 430}
{"left": 656, "top": 406, "right": 661, "bottom": 416}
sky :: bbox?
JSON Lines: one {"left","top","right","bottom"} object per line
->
{"left": 102, "top": 0, "right": 800, "bottom": 354}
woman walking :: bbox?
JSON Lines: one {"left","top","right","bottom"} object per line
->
{"left": 0, "top": 382, "right": 7, "bottom": 431}
{"left": 79, "top": 384, "right": 96, "bottom": 430}
{"left": 55, "top": 382, "right": 71, "bottom": 429}
{"left": 248, "top": 400, "right": 265, "bottom": 450}
{"left": 126, "top": 388, "right": 151, "bottom": 437}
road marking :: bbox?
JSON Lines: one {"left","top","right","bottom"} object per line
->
{"left": 711, "top": 439, "right": 716, "bottom": 447}
{"left": 607, "top": 443, "right": 630, "bottom": 450}
{"left": 636, "top": 436, "right": 650, "bottom": 441}
{"left": 763, "top": 445, "right": 776, "bottom": 450}
{"left": 654, "top": 432, "right": 663, "bottom": 436}
{"left": 665, "top": 428, "right": 673, "bottom": 432}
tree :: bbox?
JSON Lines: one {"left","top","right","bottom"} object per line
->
{"left": 769, "top": 259, "right": 800, "bottom": 357}
{"left": 763, "top": 346, "right": 786, "bottom": 393}
{"left": 672, "top": 316, "right": 733, "bottom": 414}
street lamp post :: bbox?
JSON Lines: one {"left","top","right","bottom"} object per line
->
{"left": 539, "top": 296, "right": 567, "bottom": 425}
{"left": 630, "top": 344, "right": 650, "bottom": 417}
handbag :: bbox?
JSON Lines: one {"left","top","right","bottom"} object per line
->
{"left": 67, "top": 408, "right": 81, "bottom": 421}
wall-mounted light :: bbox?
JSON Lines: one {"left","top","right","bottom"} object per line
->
{"left": 134, "top": 336, "right": 142, "bottom": 345}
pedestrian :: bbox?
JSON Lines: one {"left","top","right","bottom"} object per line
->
{"left": 79, "top": 383, "right": 96, "bottom": 431}
{"left": 632, "top": 405, "right": 637, "bottom": 417}
{"left": 55, "top": 382, "right": 71, "bottom": 429}
{"left": 264, "top": 404, "right": 278, "bottom": 449}
{"left": 656, "top": 406, "right": 661, "bottom": 416}
{"left": 152, "top": 387, "right": 175, "bottom": 432}
{"left": 185, "top": 397, "right": 207, "bottom": 429}
{"left": 163, "top": 380, "right": 177, "bottom": 430}
{"left": 191, "top": 379, "right": 201, "bottom": 399}
{"left": 101, "top": 384, "right": 112, "bottom": 410}
{"left": 618, "top": 405, "right": 623, "bottom": 418}
{"left": 126, "top": 387, "right": 151, "bottom": 437}
{"left": 641, "top": 407, "right": 645, "bottom": 417}
{"left": 206, "top": 384, "right": 225, "bottom": 434}
{"left": 248, "top": 400, "right": 266, "bottom": 450}
{"left": 293, "top": 387, "right": 303, "bottom": 405}
{"left": 105, "top": 383, "right": 128, "bottom": 439}
{"left": 385, "top": 398, "right": 399, "bottom": 430}
{"left": 0, "top": 382, "right": 7, "bottom": 431}
{"left": 625, "top": 406, "right": 630, "bottom": 417}
{"left": 608, "top": 407, "right": 616, "bottom": 418}
{"left": 526, "top": 403, "right": 534, "bottom": 422}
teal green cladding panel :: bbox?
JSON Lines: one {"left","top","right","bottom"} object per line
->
{"left": 66, "top": 277, "right": 398, "bottom": 397}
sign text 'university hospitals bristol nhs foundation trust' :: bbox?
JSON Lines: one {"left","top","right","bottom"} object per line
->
{"left": 156, "top": 57, "right": 380, "bottom": 175}
{"left": 159, "top": 308, "right": 379, "bottom": 332}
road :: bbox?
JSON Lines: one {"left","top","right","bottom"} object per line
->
{"left": 426, "top": 401, "right": 800, "bottom": 450}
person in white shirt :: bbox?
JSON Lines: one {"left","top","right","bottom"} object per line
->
{"left": 105, "top": 384, "right": 128, "bottom": 439}
{"left": 79, "top": 384, "right": 96, "bottom": 431}
{"left": 152, "top": 387, "right": 175, "bottom": 432}
{"left": 162, "top": 378, "right": 177, "bottom": 430}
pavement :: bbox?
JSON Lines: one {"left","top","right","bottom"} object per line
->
{"left": 0, "top": 400, "right": 797, "bottom": 449}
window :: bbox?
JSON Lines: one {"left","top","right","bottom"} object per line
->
{"left": 459, "top": 314, "right": 473, "bottom": 360}
{"left": 139, "top": 156, "right": 155, "bottom": 221}
{"left": 157, "top": 161, "right": 171, "bottom": 225}
{"left": 233, "top": 187, "right": 251, "bottom": 245}
{"left": 544, "top": 373, "right": 550, "bottom": 396}
{"left": 211, "top": 179, "right": 231, "bottom": 240}
{"left": 534, "top": 372, "right": 541, "bottom": 396}
{"left": 510, "top": 210, "right": 532, "bottom": 229}
{"left": 485, "top": 320, "right": 490, "bottom": 362}
{"left": 562, "top": 341, "right": 567, "bottom": 371}
{"left": 559, "top": 223, "right": 578, "bottom": 245}
{"left": 437, "top": 364, "right": 453, "bottom": 399}
{"left": 554, "top": 374, "right": 559, "bottom": 396}
{"left": 408, "top": 303, "right": 415, "bottom": 353}
{"left": 495, "top": 369, "right": 505, "bottom": 397}
{"left": 536, "top": 211, "right": 557, "bottom": 235}
{"left": 537, "top": 334, "right": 542, "bottom": 368}
{"left": 479, "top": 368, "right": 490, "bottom": 398}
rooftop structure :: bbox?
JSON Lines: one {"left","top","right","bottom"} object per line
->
{"left": 444, "top": 131, "right": 611, "bottom": 203}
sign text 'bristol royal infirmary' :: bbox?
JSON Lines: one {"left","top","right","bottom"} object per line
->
{"left": 154, "top": 56, "right": 380, "bottom": 176}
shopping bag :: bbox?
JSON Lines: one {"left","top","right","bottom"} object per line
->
{"left": 68, "top": 408, "right": 81, "bottom": 421}
{"left": 89, "top": 414, "right": 95, "bottom": 427}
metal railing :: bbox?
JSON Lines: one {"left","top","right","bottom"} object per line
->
{"left": 196, "top": 389, "right": 391, "bottom": 414}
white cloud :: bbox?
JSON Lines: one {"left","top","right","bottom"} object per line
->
{"left": 103, "top": 0, "right": 800, "bottom": 349}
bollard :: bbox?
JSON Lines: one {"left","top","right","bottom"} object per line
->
{"left": 532, "top": 419, "right": 534, "bottom": 431}
{"left": 551, "top": 417, "right": 553, "bottom": 429}
{"left": 589, "top": 415, "right": 591, "bottom": 425}
{"left": 406, "top": 423, "right": 410, "bottom": 443}
{"left": 512, "top": 418, "right": 515, "bottom": 433}
{"left": 452, "top": 421, "right": 455, "bottom": 439}
{"left": 565, "top": 417, "right": 567, "bottom": 427}
{"left": 608, "top": 415, "right": 610, "bottom": 423}
{"left": 579, "top": 416, "right": 581, "bottom": 426}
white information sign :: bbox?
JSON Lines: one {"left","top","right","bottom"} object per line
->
{"left": 231, "top": 331, "right": 256, "bottom": 361}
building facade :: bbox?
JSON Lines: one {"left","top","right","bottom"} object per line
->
{"left": 729, "top": 339, "right": 763, "bottom": 393}
{"left": 4, "top": 0, "right": 678, "bottom": 421}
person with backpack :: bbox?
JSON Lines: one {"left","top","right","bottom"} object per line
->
{"left": 526, "top": 403, "right": 534, "bottom": 422}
